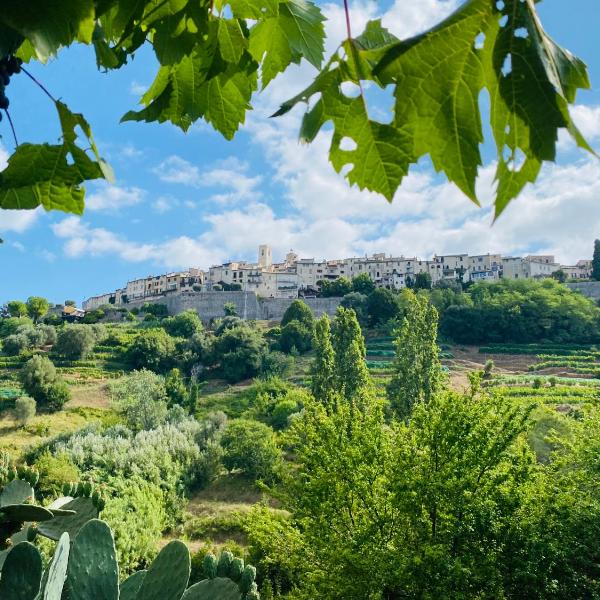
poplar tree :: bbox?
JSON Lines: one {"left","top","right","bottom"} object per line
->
{"left": 387, "top": 292, "right": 442, "bottom": 419}
{"left": 331, "top": 307, "right": 371, "bottom": 406}
{"left": 310, "top": 315, "right": 336, "bottom": 411}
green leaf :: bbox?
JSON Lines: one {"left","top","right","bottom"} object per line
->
{"left": 0, "top": 101, "right": 111, "bottom": 215}
{"left": 221, "top": 0, "right": 279, "bottom": 19}
{"left": 0, "top": 0, "right": 95, "bottom": 60}
{"left": 123, "top": 48, "right": 258, "bottom": 139}
{"left": 37, "top": 496, "right": 99, "bottom": 541}
{"left": 120, "top": 571, "right": 147, "bottom": 600}
{"left": 373, "top": 0, "right": 593, "bottom": 216}
{"left": 250, "top": 0, "right": 325, "bottom": 87}
{"left": 218, "top": 19, "right": 247, "bottom": 64}
{"left": 43, "top": 533, "right": 70, "bottom": 600}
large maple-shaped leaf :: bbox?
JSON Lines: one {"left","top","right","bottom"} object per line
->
{"left": 274, "top": 21, "right": 408, "bottom": 200}
{"left": 373, "top": 0, "right": 592, "bottom": 216}
{"left": 249, "top": 0, "right": 325, "bottom": 87}
{"left": 0, "top": 102, "right": 111, "bottom": 214}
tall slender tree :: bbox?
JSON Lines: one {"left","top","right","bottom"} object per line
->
{"left": 387, "top": 292, "right": 443, "bottom": 419}
{"left": 310, "top": 315, "right": 336, "bottom": 411}
{"left": 331, "top": 307, "right": 371, "bottom": 407}
{"left": 592, "top": 239, "right": 600, "bottom": 281}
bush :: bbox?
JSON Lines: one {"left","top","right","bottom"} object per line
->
{"left": 37, "top": 324, "right": 57, "bottom": 346}
{"left": 211, "top": 326, "right": 267, "bottom": 383}
{"left": 0, "top": 316, "right": 34, "bottom": 338}
{"left": 367, "top": 288, "right": 402, "bottom": 326}
{"left": 141, "top": 303, "right": 169, "bottom": 318}
{"left": 162, "top": 310, "right": 203, "bottom": 338}
{"left": 214, "top": 315, "right": 243, "bottom": 336}
{"left": 260, "top": 351, "right": 294, "bottom": 378}
{"left": 125, "top": 329, "right": 176, "bottom": 373}
{"left": 341, "top": 292, "right": 369, "bottom": 325}
{"left": 20, "top": 355, "right": 70, "bottom": 412}
{"left": 281, "top": 300, "right": 314, "bottom": 328}
{"left": 221, "top": 419, "right": 282, "bottom": 482}
{"left": 14, "top": 395, "right": 36, "bottom": 426}
{"left": 279, "top": 321, "right": 312, "bottom": 354}
{"left": 2, "top": 333, "right": 30, "bottom": 356}
{"left": 54, "top": 325, "right": 97, "bottom": 359}
{"left": 109, "top": 369, "right": 168, "bottom": 431}
{"left": 271, "top": 399, "right": 300, "bottom": 430}
{"left": 34, "top": 450, "right": 80, "bottom": 499}
{"left": 165, "top": 368, "right": 188, "bottom": 408}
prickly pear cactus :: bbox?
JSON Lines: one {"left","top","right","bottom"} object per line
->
{"left": 182, "top": 552, "right": 260, "bottom": 600}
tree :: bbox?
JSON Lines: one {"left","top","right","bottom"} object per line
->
{"left": 281, "top": 300, "right": 315, "bottom": 329}
{"left": 331, "top": 307, "right": 370, "bottom": 406}
{"left": 551, "top": 269, "right": 567, "bottom": 283}
{"left": 211, "top": 325, "right": 267, "bottom": 383}
{"left": 279, "top": 321, "right": 313, "bottom": 354}
{"left": 162, "top": 310, "right": 203, "bottom": 338}
{"left": 414, "top": 271, "right": 433, "bottom": 290}
{"left": 221, "top": 419, "right": 282, "bottom": 483}
{"left": 310, "top": 316, "right": 336, "bottom": 410}
{"left": 109, "top": 369, "right": 169, "bottom": 431}
{"left": 351, "top": 273, "right": 375, "bottom": 295}
{"left": 165, "top": 368, "right": 188, "bottom": 408}
{"left": 0, "top": 2, "right": 589, "bottom": 220}
{"left": 64, "top": 300, "right": 76, "bottom": 307}
{"left": 318, "top": 278, "right": 353, "bottom": 298}
{"left": 53, "top": 325, "right": 96, "bottom": 359}
{"left": 26, "top": 297, "right": 50, "bottom": 323}
{"left": 340, "top": 292, "right": 368, "bottom": 325}
{"left": 14, "top": 396, "right": 36, "bottom": 427}
{"left": 1, "top": 334, "right": 29, "bottom": 356}
{"left": 223, "top": 302, "right": 238, "bottom": 317}
{"left": 125, "top": 329, "right": 176, "bottom": 373}
{"left": 367, "top": 287, "right": 402, "bottom": 326}
{"left": 593, "top": 239, "right": 600, "bottom": 281}
{"left": 387, "top": 293, "right": 443, "bottom": 419}
{"left": 6, "top": 300, "right": 27, "bottom": 317}
{"left": 20, "top": 355, "right": 70, "bottom": 411}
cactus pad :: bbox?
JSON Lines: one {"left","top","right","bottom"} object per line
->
{"left": 0, "top": 542, "right": 42, "bottom": 600}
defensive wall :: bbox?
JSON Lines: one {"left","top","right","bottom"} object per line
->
{"left": 567, "top": 281, "right": 600, "bottom": 301}
{"left": 126, "top": 291, "right": 342, "bottom": 322}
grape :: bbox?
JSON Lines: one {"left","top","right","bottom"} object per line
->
{"left": 0, "top": 54, "right": 22, "bottom": 119}
{"left": 0, "top": 96, "right": 9, "bottom": 110}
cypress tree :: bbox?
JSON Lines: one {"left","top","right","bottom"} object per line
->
{"left": 592, "top": 239, "right": 600, "bottom": 281}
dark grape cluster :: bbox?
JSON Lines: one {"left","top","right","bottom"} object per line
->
{"left": 0, "top": 55, "right": 22, "bottom": 119}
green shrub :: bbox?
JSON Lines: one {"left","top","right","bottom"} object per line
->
{"left": 14, "top": 395, "right": 36, "bottom": 426}
{"left": 260, "top": 351, "right": 294, "bottom": 378}
{"left": 221, "top": 419, "right": 282, "bottom": 483}
{"left": 34, "top": 450, "right": 80, "bottom": 499}
{"left": 125, "top": 329, "right": 176, "bottom": 373}
{"left": 54, "top": 325, "right": 97, "bottom": 359}
{"left": 278, "top": 321, "right": 312, "bottom": 354}
{"left": 163, "top": 310, "right": 203, "bottom": 338}
{"left": 211, "top": 326, "right": 267, "bottom": 383}
{"left": 2, "top": 333, "right": 30, "bottom": 355}
{"left": 20, "top": 355, "right": 71, "bottom": 412}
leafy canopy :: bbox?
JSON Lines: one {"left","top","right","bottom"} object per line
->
{"left": 0, "top": 0, "right": 594, "bottom": 218}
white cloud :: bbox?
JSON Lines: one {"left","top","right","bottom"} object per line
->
{"left": 571, "top": 104, "right": 600, "bottom": 140}
{"left": 154, "top": 155, "right": 263, "bottom": 204}
{"left": 152, "top": 197, "right": 174, "bottom": 214}
{"left": 11, "top": 241, "right": 25, "bottom": 252}
{"left": 0, "top": 209, "right": 40, "bottom": 233}
{"left": 129, "top": 81, "right": 147, "bottom": 96}
{"left": 86, "top": 184, "right": 145, "bottom": 212}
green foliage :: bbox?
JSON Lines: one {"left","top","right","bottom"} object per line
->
{"left": 413, "top": 271, "right": 432, "bottom": 290}
{"left": 165, "top": 368, "right": 189, "bottom": 408}
{"left": 310, "top": 316, "right": 335, "bottom": 409}
{"left": 331, "top": 307, "right": 370, "bottom": 407}
{"left": 0, "top": 316, "right": 34, "bottom": 338}
{"left": 259, "top": 351, "right": 293, "bottom": 379}
{"left": 25, "top": 297, "right": 50, "bottom": 323}
{"left": 125, "top": 329, "right": 176, "bottom": 373}
{"left": 34, "top": 451, "right": 80, "bottom": 499}
{"left": 163, "top": 311, "right": 203, "bottom": 339}
{"left": 340, "top": 292, "right": 368, "bottom": 325}
{"left": 593, "top": 239, "right": 600, "bottom": 281}
{"left": 141, "top": 304, "right": 169, "bottom": 318}
{"left": 54, "top": 325, "right": 97, "bottom": 359}
{"left": 277, "top": 4, "right": 592, "bottom": 215}
{"left": 351, "top": 273, "right": 375, "bottom": 296}
{"left": 221, "top": 419, "right": 282, "bottom": 483}
{"left": 278, "top": 321, "right": 312, "bottom": 354}
{"left": 281, "top": 301, "right": 314, "bottom": 329}
{"left": 109, "top": 369, "right": 168, "bottom": 431}
{"left": 14, "top": 395, "right": 36, "bottom": 427}
{"left": 20, "top": 354, "right": 71, "bottom": 411}
{"left": 317, "top": 277, "right": 352, "bottom": 298}
{"left": 1, "top": 334, "right": 30, "bottom": 356}
{"left": 366, "top": 287, "right": 401, "bottom": 326}
{"left": 387, "top": 292, "right": 443, "bottom": 418}
{"left": 6, "top": 300, "right": 28, "bottom": 318}
{"left": 440, "top": 279, "right": 600, "bottom": 344}
{"left": 223, "top": 303, "right": 238, "bottom": 317}
{"left": 211, "top": 326, "right": 267, "bottom": 383}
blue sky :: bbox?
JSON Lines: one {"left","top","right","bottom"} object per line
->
{"left": 1, "top": 0, "right": 600, "bottom": 306}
